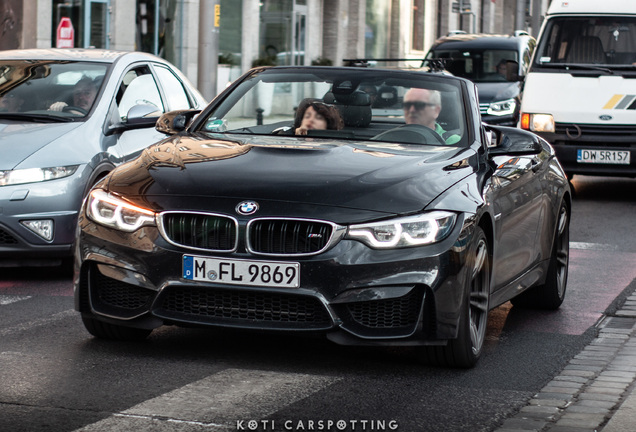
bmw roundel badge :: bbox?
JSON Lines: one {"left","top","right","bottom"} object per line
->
{"left": 236, "top": 200, "right": 259, "bottom": 215}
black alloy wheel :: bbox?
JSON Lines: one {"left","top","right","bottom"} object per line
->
{"left": 511, "top": 200, "right": 569, "bottom": 310}
{"left": 421, "top": 226, "right": 490, "bottom": 368}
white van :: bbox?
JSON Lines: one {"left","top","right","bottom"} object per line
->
{"left": 519, "top": 0, "right": 636, "bottom": 178}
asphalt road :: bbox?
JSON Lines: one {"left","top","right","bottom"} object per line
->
{"left": 1, "top": 174, "right": 635, "bottom": 432}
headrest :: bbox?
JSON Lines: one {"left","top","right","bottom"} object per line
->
{"left": 322, "top": 91, "right": 371, "bottom": 128}
{"left": 323, "top": 90, "right": 371, "bottom": 106}
{"left": 373, "top": 85, "right": 398, "bottom": 108}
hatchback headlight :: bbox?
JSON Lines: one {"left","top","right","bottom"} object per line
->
{"left": 487, "top": 98, "right": 516, "bottom": 116}
{"left": 87, "top": 189, "right": 156, "bottom": 232}
{"left": 346, "top": 212, "right": 457, "bottom": 249}
{"left": 0, "top": 165, "right": 78, "bottom": 186}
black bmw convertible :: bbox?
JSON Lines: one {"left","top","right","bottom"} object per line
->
{"left": 74, "top": 65, "right": 571, "bottom": 367}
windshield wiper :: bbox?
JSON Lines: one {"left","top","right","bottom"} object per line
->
{"left": 0, "top": 112, "right": 75, "bottom": 123}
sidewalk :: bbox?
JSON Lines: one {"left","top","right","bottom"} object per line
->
{"left": 495, "top": 289, "right": 636, "bottom": 432}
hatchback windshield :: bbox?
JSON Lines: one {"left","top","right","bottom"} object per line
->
{"left": 197, "top": 67, "right": 469, "bottom": 147}
{"left": 0, "top": 61, "right": 108, "bottom": 117}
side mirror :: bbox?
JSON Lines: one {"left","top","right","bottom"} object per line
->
{"left": 155, "top": 109, "right": 201, "bottom": 135}
{"left": 126, "top": 104, "right": 162, "bottom": 125}
{"left": 105, "top": 104, "right": 162, "bottom": 135}
{"left": 486, "top": 124, "right": 543, "bottom": 156}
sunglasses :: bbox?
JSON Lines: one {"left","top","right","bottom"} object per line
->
{"left": 403, "top": 101, "right": 434, "bottom": 110}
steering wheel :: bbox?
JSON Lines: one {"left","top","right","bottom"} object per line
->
{"left": 62, "top": 105, "right": 88, "bottom": 115}
{"left": 371, "top": 124, "right": 446, "bottom": 145}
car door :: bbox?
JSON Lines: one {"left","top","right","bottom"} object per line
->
{"left": 104, "top": 65, "right": 168, "bottom": 163}
{"left": 488, "top": 150, "right": 544, "bottom": 290}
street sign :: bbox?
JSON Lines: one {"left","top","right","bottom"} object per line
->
{"left": 56, "top": 17, "right": 74, "bottom": 48}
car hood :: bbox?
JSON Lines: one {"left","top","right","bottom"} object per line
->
{"left": 0, "top": 120, "right": 83, "bottom": 169}
{"left": 475, "top": 82, "right": 520, "bottom": 104}
{"left": 105, "top": 134, "right": 476, "bottom": 222}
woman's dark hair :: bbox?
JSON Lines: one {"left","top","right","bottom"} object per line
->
{"left": 294, "top": 99, "right": 344, "bottom": 130}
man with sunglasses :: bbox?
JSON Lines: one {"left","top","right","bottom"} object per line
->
{"left": 403, "top": 88, "right": 460, "bottom": 144}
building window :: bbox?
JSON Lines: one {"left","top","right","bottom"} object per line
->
{"left": 86, "top": 0, "right": 109, "bottom": 48}
{"left": 219, "top": 0, "right": 243, "bottom": 66}
{"left": 52, "top": 0, "right": 82, "bottom": 48}
{"left": 412, "top": 0, "right": 425, "bottom": 51}
{"left": 366, "top": 0, "right": 391, "bottom": 58}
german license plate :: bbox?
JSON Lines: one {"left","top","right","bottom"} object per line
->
{"left": 577, "top": 149, "right": 630, "bottom": 165}
{"left": 182, "top": 255, "right": 300, "bottom": 288}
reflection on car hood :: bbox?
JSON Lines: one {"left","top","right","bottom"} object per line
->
{"left": 0, "top": 120, "right": 82, "bottom": 169}
{"left": 106, "top": 134, "right": 475, "bottom": 218}
{"left": 475, "top": 82, "right": 520, "bottom": 103}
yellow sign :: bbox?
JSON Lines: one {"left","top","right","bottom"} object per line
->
{"left": 214, "top": 4, "right": 220, "bottom": 27}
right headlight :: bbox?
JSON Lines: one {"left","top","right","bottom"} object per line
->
{"left": 346, "top": 211, "right": 457, "bottom": 249}
{"left": 520, "top": 113, "right": 555, "bottom": 132}
{"left": 487, "top": 98, "right": 516, "bottom": 116}
{"left": 0, "top": 165, "right": 78, "bottom": 186}
{"left": 86, "top": 189, "right": 156, "bottom": 232}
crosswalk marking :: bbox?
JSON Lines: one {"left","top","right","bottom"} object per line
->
{"left": 74, "top": 368, "right": 341, "bottom": 431}
{"left": 0, "top": 295, "right": 31, "bottom": 305}
{"left": 0, "top": 309, "right": 76, "bottom": 337}
{"left": 570, "top": 241, "right": 618, "bottom": 251}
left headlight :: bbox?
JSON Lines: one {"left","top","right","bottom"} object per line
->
{"left": 87, "top": 189, "right": 156, "bottom": 232}
{"left": 0, "top": 165, "right": 79, "bottom": 186}
{"left": 487, "top": 98, "right": 516, "bottom": 116}
{"left": 346, "top": 211, "right": 457, "bottom": 249}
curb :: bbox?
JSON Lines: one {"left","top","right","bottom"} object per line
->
{"left": 494, "top": 291, "right": 636, "bottom": 432}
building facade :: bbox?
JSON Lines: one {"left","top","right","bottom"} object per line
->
{"left": 1, "top": 0, "right": 549, "bottom": 98}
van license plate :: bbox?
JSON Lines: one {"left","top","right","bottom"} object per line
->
{"left": 577, "top": 149, "right": 630, "bottom": 165}
{"left": 183, "top": 255, "right": 300, "bottom": 288}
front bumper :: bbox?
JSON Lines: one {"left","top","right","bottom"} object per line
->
{"left": 75, "top": 214, "right": 475, "bottom": 346}
{"left": 0, "top": 173, "right": 85, "bottom": 265}
{"left": 537, "top": 124, "right": 636, "bottom": 177}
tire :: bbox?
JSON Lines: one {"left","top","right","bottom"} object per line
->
{"left": 82, "top": 315, "right": 152, "bottom": 341}
{"left": 421, "top": 226, "right": 490, "bottom": 368}
{"left": 511, "top": 201, "right": 569, "bottom": 310}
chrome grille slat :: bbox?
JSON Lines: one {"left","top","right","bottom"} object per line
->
{"left": 555, "top": 123, "right": 636, "bottom": 139}
{"left": 159, "top": 213, "right": 342, "bottom": 256}
{"left": 159, "top": 212, "right": 238, "bottom": 252}
{"left": 247, "top": 219, "right": 335, "bottom": 255}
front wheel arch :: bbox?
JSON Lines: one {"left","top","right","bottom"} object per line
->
{"left": 419, "top": 224, "right": 491, "bottom": 368}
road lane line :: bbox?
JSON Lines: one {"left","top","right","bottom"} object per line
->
{"left": 0, "top": 309, "right": 76, "bottom": 337}
{"left": 570, "top": 241, "right": 619, "bottom": 251}
{"left": 0, "top": 295, "right": 31, "bottom": 305}
{"left": 74, "top": 368, "right": 340, "bottom": 431}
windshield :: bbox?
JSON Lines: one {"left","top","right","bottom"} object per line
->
{"left": 0, "top": 60, "right": 108, "bottom": 118}
{"left": 429, "top": 49, "right": 518, "bottom": 83}
{"left": 535, "top": 16, "right": 636, "bottom": 67}
{"left": 196, "top": 67, "right": 469, "bottom": 147}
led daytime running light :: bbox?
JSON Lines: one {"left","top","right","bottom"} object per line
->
{"left": 88, "top": 189, "right": 156, "bottom": 232}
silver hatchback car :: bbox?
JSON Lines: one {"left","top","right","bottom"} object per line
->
{"left": 0, "top": 49, "right": 206, "bottom": 267}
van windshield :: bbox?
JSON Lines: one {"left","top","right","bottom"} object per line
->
{"left": 535, "top": 16, "right": 636, "bottom": 67}
{"left": 428, "top": 49, "right": 517, "bottom": 83}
